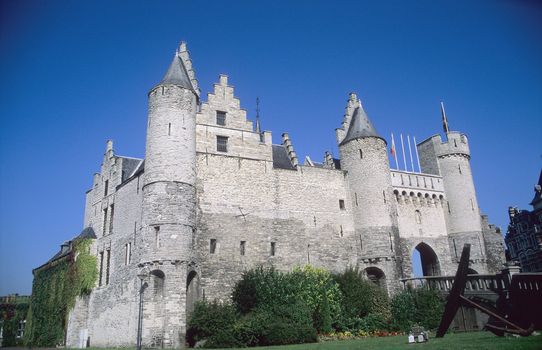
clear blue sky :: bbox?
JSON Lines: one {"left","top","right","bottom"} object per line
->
{"left": 1, "top": 0, "right": 541, "bottom": 295}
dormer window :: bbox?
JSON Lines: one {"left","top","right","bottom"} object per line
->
{"left": 216, "top": 111, "right": 226, "bottom": 126}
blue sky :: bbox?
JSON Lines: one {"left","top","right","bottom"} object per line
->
{"left": 0, "top": 0, "right": 541, "bottom": 295}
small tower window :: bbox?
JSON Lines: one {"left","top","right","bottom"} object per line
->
{"left": 154, "top": 226, "right": 160, "bottom": 248}
{"left": 104, "top": 179, "right": 109, "bottom": 196}
{"left": 168, "top": 123, "right": 171, "bottom": 136}
{"left": 210, "top": 239, "right": 217, "bottom": 254}
{"left": 339, "top": 199, "right": 345, "bottom": 210}
{"left": 216, "top": 111, "right": 226, "bottom": 126}
{"left": 359, "top": 149, "right": 363, "bottom": 159}
{"left": 458, "top": 164, "right": 462, "bottom": 174}
{"left": 270, "top": 242, "right": 276, "bottom": 256}
{"left": 217, "top": 136, "right": 228, "bottom": 152}
{"left": 240, "top": 241, "right": 246, "bottom": 256}
{"left": 355, "top": 193, "right": 358, "bottom": 206}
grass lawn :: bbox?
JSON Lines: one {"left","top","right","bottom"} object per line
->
{"left": 213, "top": 331, "right": 542, "bottom": 350}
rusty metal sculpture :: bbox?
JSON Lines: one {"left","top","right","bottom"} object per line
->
{"left": 436, "top": 244, "right": 534, "bottom": 337}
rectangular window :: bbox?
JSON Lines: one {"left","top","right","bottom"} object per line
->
{"left": 16, "top": 320, "right": 25, "bottom": 339}
{"left": 105, "top": 249, "right": 111, "bottom": 285}
{"left": 240, "top": 241, "right": 246, "bottom": 256}
{"left": 128, "top": 242, "right": 132, "bottom": 264}
{"left": 217, "top": 136, "right": 228, "bottom": 152}
{"left": 210, "top": 239, "right": 217, "bottom": 254}
{"left": 109, "top": 204, "right": 114, "bottom": 233}
{"left": 270, "top": 242, "right": 276, "bottom": 256}
{"left": 216, "top": 111, "right": 226, "bottom": 126}
{"left": 99, "top": 251, "right": 104, "bottom": 286}
{"left": 104, "top": 179, "right": 109, "bottom": 196}
{"left": 339, "top": 199, "right": 345, "bottom": 210}
{"left": 103, "top": 208, "right": 108, "bottom": 236}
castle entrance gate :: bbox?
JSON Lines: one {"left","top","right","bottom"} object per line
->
{"left": 413, "top": 243, "right": 441, "bottom": 276}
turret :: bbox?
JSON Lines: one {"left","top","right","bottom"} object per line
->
{"left": 417, "top": 105, "right": 486, "bottom": 268}
{"left": 337, "top": 93, "right": 398, "bottom": 291}
{"left": 139, "top": 42, "right": 199, "bottom": 347}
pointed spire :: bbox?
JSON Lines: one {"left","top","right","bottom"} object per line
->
{"left": 159, "top": 51, "right": 195, "bottom": 91}
{"left": 441, "top": 101, "right": 450, "bottom": 134}
{"left": 339, "top": 99, "right": 379, "bottom": 145}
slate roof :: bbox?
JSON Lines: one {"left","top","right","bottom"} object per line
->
{"left": 34, "top": 227, "right": 97, "bottom": 272}
{"left": 160, "top": 54, "right": 195, "bottom": 92}
{"left": 272, "top": 145, "right": 296, "bottom": 170}
{"left": 340, "top": 106, "right": 379, "bottom": 145}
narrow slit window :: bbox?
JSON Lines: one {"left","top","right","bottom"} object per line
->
{"left": 270, "top": 242, "right": 276, "bottom": 256}
{"left": 104, "top": 179, "right": 109, "bottom": 196}
{"left": 359, "top": 149, "right": 363, "bottom": 159}
{"left": 105, "top": 249, "right": 111, "bottom": 285}
{"left": 168, "top": 123, "right": 171, "bottom": 136}
{"left": 109, "top": 204, "right": 114, "bottom": 234}
{"left": 216, "top": 111, "right": 226, "bottom": 126}
{"left": 128, "top": 242, "right": 132, "bottom": 264}
{"left": 339, "top": 199, "right": 345, "bottom": 210}
{"left": 240, "top": 241, "right": 246, "bottom": 256}
{"left": 154, "top": 226, "right": 160, "bottom": 248}
{"left": 103, "top": 208, "right": 108, "bottom": 236}
{"left": 99, "top": 251, "right": 104, "bottom": 286}
{"left": 210, "top": 239, "right": 217, "bottom": 254}
{"left": 355, "top": 193, "right": 358, "bottom": 206}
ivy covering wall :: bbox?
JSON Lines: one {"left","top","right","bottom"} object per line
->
{"left": 0, "top": 298, "right": 29, "bottom": 347}
{"left": 24, "top": 238, "right": 97, "bottom": 347}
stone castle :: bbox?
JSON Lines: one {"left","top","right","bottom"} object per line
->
{"left": 60, "top": 42, "right": 505, "bottom": 347}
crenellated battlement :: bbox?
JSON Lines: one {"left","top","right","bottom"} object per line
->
{"left": 419, "top": 131, "right": 470, "bottom": 159}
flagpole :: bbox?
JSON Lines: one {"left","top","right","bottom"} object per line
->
{"left": 407, "top": 135, "right": 415, "bottom": 173}
{"left": 400, "top": 134, "right": 407, "bottom": 172}
{"left": 413, "top": 136, "right": 422, "bottom": 173}
{"left": 391, "top": 133, "right": 399, "bottom": 170}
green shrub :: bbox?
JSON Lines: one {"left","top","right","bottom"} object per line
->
{"left": 390, "top": 288, "right": 444, "bottom": 332}
{"left": 288, "top": 265, "right": 342, "bottom": 333}
{"left": 242, "top": 301, "right": 317, "bottom": 346}
{"left": 231, "top": 266, "right": 295, "bottom": 314}
{"left": 186, "top": 301, "right": 242, "bottom": 348}
{"left": 333, "top": 267, "right": 390, "bottom": 331}
{"left": 232, "top": 265, "right": 341, "bottom": 333}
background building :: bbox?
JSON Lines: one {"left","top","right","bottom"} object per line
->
{"left": 505, "top": 170, "right": 542, "bottom": 272}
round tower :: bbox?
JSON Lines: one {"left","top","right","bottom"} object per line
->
{"left": 337, "top": 94, "right": 398, "bottom": 292}
{"left": 139, "top": 43, "right": 198, "bottom": 347}
{"left": 430, "top": 131, "right": 486, "bottom": 267}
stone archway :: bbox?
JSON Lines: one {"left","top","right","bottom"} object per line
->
{"left": 147, "top": 269, "right": 165, "bottom": 347}
{"left": 413, "top": 243, "right": 441, "bottom": 277}
{"left": 364, "top": 266, "right": 386, "bottom": 290}
{"left": 186, "top": 270, "right": 200, "bottom": 320}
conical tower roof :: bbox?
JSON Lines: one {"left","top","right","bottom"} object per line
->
{"left": 159, "top": 53, "right": 195, "bottom": 92}
{"left": 340, "top": 104, "right": 379, "bottom": 145}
